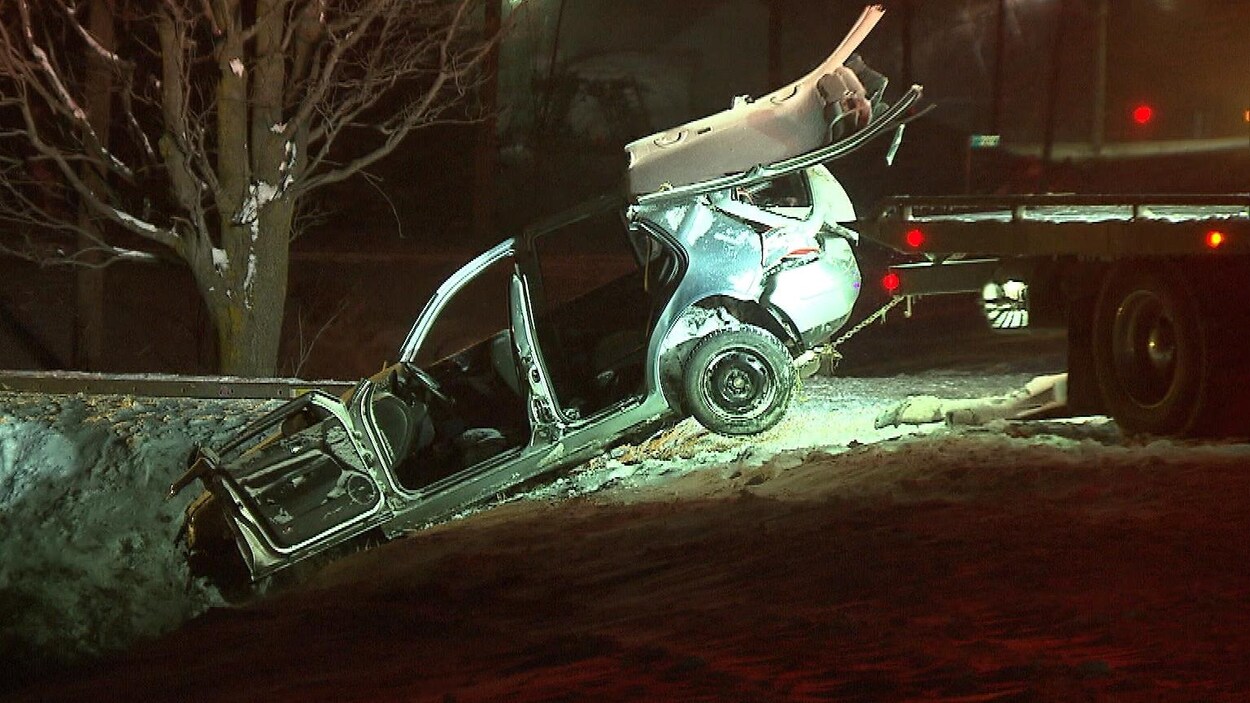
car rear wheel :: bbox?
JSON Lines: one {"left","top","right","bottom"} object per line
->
{"left": 683, "top": 324, "right": 794, "bottom": 436}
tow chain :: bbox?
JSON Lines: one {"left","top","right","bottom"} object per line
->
{"left": 794, "top": 295, "right": 906, "bottom": 382}
{"left": 830, "top": 295, "right": 906, "bottom": 351}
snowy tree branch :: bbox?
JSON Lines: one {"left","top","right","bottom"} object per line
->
{"left": 1, "top": 0, "right": 500, "bottom": 374}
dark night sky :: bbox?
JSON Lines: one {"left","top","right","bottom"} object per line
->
{"left": 3, "top": 0, "right": 1248, "bottom": 377}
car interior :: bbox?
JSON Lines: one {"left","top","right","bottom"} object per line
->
{"left": 376, "top": 205, "right": 681, "bottom": 492}
{"left": 389, "top": 345, "right": 527, "bottom": 491}
{"left": 524, "top": 212, "right": 682, "bottom": 421}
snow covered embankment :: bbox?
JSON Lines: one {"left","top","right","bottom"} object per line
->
{"left": 0, "top": 392, "right": 272, "bottom": 680}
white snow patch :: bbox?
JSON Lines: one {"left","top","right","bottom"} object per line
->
{"left": 0, "top": 392, "right": 275, "bottom": 670}
{"left": 235, "top": 180, "right": 281, "bottom": 231}
{"left": 109, "top": 248, "right": 158, "bottom": 263}
{"left": 229, "top": 57, "right": 244, "bottom": 77}
{"left": 509, "top": 384, "right": 1250, "bottom": 512}
{"left": 244, "top": 253, "right": 258, "bottom": 303}
{"left": 103, "top": 151, "right": 133, "bottom": 178}
{"left": 254, "top": 181, "right": 278, "bottom": 207}
{"left": 235, "top": 195, "right": 259, "bottom": 227}
{"left": 112, "top": 209, "right": 165, "bottom": 237}
{"left": 212, "top": 247, "right": 229, "bottom": 273}
{"left": 13, "top": 365, "right": 1241, "bottom": 675}
{"left": 278, "top": 143, "right": 298, "bottom": 191}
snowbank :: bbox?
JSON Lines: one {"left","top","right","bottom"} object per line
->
{"left": 0, "top": 392, "right": 272, "bottom": 681}
{"left": 0, "top": 369, "right": 1045, "bottom": 686}
{"left": 19, "top": 368, "right": 1250, "bottom": 700}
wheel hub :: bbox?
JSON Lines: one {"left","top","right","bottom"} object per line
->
{"left": 1146, "top": 324, "right": 1176, "bottom": 370}
{"left": 703, "top": 349, "right": 776, "bottom": 420}
{"left": 723, "top": 368, "right": 754, "bottom": 399}
{"left": 1113, "top": 290, "right": 1179, "bottom": 407}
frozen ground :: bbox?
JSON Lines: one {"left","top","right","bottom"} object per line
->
{"left": 0, "top": 365, "right": 1041, "bottom": 688}
{"left": 504, "top": 371, "right": 1064, "bottom": 506}
{"left": 5, "top": 325, "right": 1250, "bottom": 700}
{"left": 0, "top": 393, "right": 275, "bottom": 682}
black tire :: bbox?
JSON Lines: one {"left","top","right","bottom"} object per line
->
{"left": 1092, "top": 264, "right": 1208, "bottom": 435}
{"left": 683, "top": 324, "right": 794, "bottom": 436}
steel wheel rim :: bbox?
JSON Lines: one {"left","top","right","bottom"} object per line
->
{"left": 1112, "top": 289, "right": 1179, "bottom": 408}
{"left": 701, "top": 348, "right": 777, "bottom": 422}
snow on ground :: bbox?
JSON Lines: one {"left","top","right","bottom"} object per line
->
{"left": 14, "top": 382, "right": 1250, "bottom": 702}
{"left": 9, "top": 332, "right": 1250, "bottom": 695}
{"left": 0, "top": 392, "right": 275, "bottom": 682}
{"left": 0, "top": 368, "right": 1038, "bottom": 685}
{"left": 508, "top": 372, "right": 1054, "bottom": 506}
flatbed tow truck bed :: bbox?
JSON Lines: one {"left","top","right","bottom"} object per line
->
{"left": 859, "top": 193, "right": 1250, "bottom": 437}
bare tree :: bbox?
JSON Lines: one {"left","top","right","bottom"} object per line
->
{"left": 0, "top": 0, "right": 496, "bottom": 376}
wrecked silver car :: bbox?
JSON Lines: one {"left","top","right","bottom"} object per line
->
{"left": 171, "top": 5, "right": 922, "bottom": 585}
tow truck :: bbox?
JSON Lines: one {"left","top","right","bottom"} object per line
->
{"left": 860, "top": 193, "right": 1250, "bottom": 436}
{"left": 622, "top": 3, "right": 1250, "bottom": 437}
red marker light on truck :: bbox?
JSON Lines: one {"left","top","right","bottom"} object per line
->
{"left": 882, "top": 272, "right": 901, "bottom": 293}
{"left": 1206, "top": 230, "right": 1226, "bottom": 249}
{"left": 905, "top": 228, "right": 925, "bottom": 249}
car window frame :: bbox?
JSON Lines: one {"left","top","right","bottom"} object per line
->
{"left": 398, "top": 238, "right": 516, "bottom": 364}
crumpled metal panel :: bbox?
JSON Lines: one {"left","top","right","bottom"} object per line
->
{"left": 762, "top": 236, "right": 861, "bottom": 346}
{"left": 625, "top": 5, "right": 885, "bottom": 195}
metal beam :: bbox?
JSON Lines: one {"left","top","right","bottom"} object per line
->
{"left": 0, "top": 371, "right": 353, "bottom": 399}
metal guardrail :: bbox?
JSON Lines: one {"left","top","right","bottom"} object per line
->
{"left": 0, "top": 370, "right": 355, "bottom": 400}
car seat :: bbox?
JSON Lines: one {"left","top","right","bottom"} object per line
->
{"left": 370, "top": 389, "right": 434, "bottom": 467}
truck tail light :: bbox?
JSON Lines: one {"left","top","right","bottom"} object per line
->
{"left": 1206, "top": 230, "right": 1226, "bottom": 249}
{"left": 905, "top": 228, "right": 925, "bottom": 249}
{"left": 882, "top": 271, "right": 901, "bottom": 293}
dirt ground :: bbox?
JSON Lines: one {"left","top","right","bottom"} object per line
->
{"left": 10, "top": 419, "right": 1250, "bottom": 702}
{"left": 5, "top": 315, "right": 1249, "bottom": 702}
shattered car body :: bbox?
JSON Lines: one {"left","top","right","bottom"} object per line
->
{"left": 171, "top": 5, "right": 922, "bottom": 583}
{"left": 625, "top": 5, "right": 889, "bottom": 195}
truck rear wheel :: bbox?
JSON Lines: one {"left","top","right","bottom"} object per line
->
{"left": 1092, "top": 265, "right": 1207, "bottom": 435}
